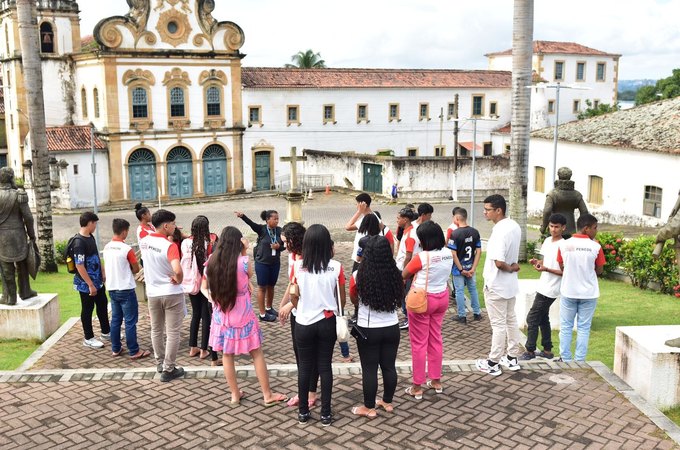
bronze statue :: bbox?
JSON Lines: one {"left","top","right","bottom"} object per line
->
{"left": 654, "top": 189, "right": 680, "bottom": 276}
{"left": 540, "top": 167, "right": 589, "bottom": 236}
{"left": 0, "top": 168, "right": 38, "bottom": 305}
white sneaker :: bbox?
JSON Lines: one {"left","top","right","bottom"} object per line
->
{"left": 83, "top": 337, "right": 104, "bottom": 349}
{"left": 100, "top": 333, "right": 111, "bottom": 341}
{"left": 499, "top": 355, "right": 521, "bottom": 371}
{"left": 476, "top": 359, "right": 502, "bottom": 376}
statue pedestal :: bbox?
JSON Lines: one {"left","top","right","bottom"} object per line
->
{"left": 285, "top": 192, "right": 304, "bottom": 224}
{"left": 0, "top": 294, "right": 60, "bottom": 341}
{"left": 514, "top": 279, "right": 565, "bottom": 330}
{"left": 614, "top": 325, "right": 680, "bottom": 410}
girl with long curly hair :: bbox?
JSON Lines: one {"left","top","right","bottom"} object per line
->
{"left": 202, "top": 226, "right": 287, "bottom": 406}
{"left": 349, "top": 235, "right": 403, "bottom": 418}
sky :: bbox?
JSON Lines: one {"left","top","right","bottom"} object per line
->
{"left": 77, "top": 0, "right": 680, "bottom": 81}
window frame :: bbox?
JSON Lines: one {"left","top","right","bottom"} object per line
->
{"left": 205, "top": 85, "right": 221, "bottom": 117}
{"left": 596, "top": 62, "right": 606, "bottom": 82}
{"left": 573, "top": 100, "right": 581, "bottom": 113}
{"left": 483, "top": 142, "right": 493, "bottom": 156}
{"left": 554, "top": 60, "right": 565, "bottom": 81}
{"left": 447, "top": 102, "right": 455, "bottom": 119}
{"left": 588, "top": 175, "right": 604, "bottom": 205}
{"left": 534, "top": 166, "right": 545, "bottom": 193}
{"left": 168, "top": 85, "right": 187, "bottom": 118}
{"left": 323, "top": 104, "right": 336, "bottom": 124}
{"left": 249, "top": 105, "right": 262, "bottom": 125}
{"left": 419, "top": 102, "right": 430, "bottom": 121}
{"left": 471, "top": 94, "right": 485, "bottom": 117}
{"left": 131, "top": 86, "right": 149, "bottom": 120}
{"left": 489, "top": 101, "right": 498, "bottom": 117}
{"left": 592, "top": 99, "right": 600, "bottom": 109}
{"left": 575, "top": 61, "right": 586, "bottom": 82}
{"left": 434, "top": 145, "right": 445, "bottom": 157}
{"left": 643, "top": 185, "right": 663, "bottom": 218}
{"left": 287, "top": 105, "right": 300, "bottom": 126}
{"left": 123, "top": 69, "right": 156, "bottom": 130}
{"left": 407, "top": 147, "right": 418, "bottom": 157}
{"left": 388, "top": 103, "right": 400, "bottom": 122}
{"left": 39, "top": 21, "right": 56, "bottom": 54}
{"left": 93, "top": 87, "right": 100, "bottom": 119}
{"left": 81, "top": 87, "right": 88, "bottom": 118}
{"left": 548, "top": 100, "right": 555, "bottom": 114}
{"left": 356, "top": 103, "right": 368, "bottom": 123}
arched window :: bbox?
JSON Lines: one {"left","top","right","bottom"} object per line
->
{"left": 81, "top": 88, "right": 88, "bottom": 118}
{"left": 40, "top": 22, "right": 54, "bottom": 53}
{"left": 132, "top": 87, "right": 148, "bottom": 119}
{"left": 170, "top": 87, "right": 185, "bottom": 117}
{"left": 206, "top": 86, "right": 220, "bottom": 116}
{"left": 93, "top": 88, "right": 100, "bottom": 118}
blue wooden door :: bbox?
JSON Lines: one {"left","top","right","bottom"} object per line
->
{"left": 167, "top": 146, "right": 193, "bottom": 198}
{"left": 203, "top": 144, "right": 227, "bottom": 196}
{"left": 128, "top": 149, "right": 157, "bottom": 201}
{"left": 254, "top": 151, "right": 271, "bottom": 191}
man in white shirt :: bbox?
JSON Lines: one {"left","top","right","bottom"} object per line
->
{"left": 476, "top": 194, "right": 522, "bottom": 377}
{"left": 520, "top": 213, "right": 566, "bottom": 361}
{"left": 140, "top": 209, "right": 185, "bottom": 382}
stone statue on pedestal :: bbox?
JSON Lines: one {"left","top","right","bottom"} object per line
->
{"left": 0, "top": 168, "right": 38, "bottom": 305}
{"left": 540, "top": 167, "right": 589, "bottom": 236}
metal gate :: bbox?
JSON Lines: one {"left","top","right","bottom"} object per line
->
{"left": 167, "top": 146, "right": 193, "bottom": 198}
{"left": 202, "top": 144, "right": 227, "bottom": 196}
{"left": 362, "top": 163, "right": 383, "bottom": 193}
{"left": 128, "top": 149, "right": 157, "bottom": 201}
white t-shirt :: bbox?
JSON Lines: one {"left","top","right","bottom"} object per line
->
{"left": 558, "top": 235, "right": 606, "bottom": 299}
{"left": 351, "top": 212, "right": 387, "bottom": 262}
{"left": 483, "top": 217, "right": 521, "bottom": 299}
{"left": 395, "top": 225, "right": 413, "bottom": 270}
{"left": 537, "top": 237, "right": 563, "bottom": 298}
{"left": 405, "top": 248, "right": 454, "bottom": 294}
{"left": 349, "top": 272, "right": 399, "bottom": 328}
{"left": 293, "top": 259, "right": 346, "bottom": 326}
{"left": 103, "top": 239, "right": 137, "bottom": 291}
{"left": 139, "top": 233, "right": 184, "bottom": 298}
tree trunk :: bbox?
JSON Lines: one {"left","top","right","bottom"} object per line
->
{"left": 509, "top": 0, "right": 534, "bottom": 262}
{"left": 16, "top": 0, "right": 57, "bottom": 272}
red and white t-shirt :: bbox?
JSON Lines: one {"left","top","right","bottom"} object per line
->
{"left": 137, "top": 223, "right": 156, "bottom": 242}
{"left": 349, "top": 271, "right": 398, "bottom": 327}
{"left": 404, "top": 222, "right": 423, "bottom": 256}
{"left": 293, "top": 259, "right": 345, "bottom": 326}
{"left": 139, "top": 232, "right": 183, "bottom": 297}
{"left": 557, "top": 234, "right": 606, "bottom": 299}
{"left": 405, "top": 248, "right": 454, "bottom": 294}
{"left": 103, "top": 238, "right": 138, "bottom": 291}
{"left": 446, "top": 223, "right": 458, "bottom": 242}
{"left": 395, "top": 225, "right": 413, "bottom": 270}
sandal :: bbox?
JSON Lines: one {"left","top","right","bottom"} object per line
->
{"left": 263, "top": 393, "right": 288, "bottom": 407}
{"left": 404, "top": 386, "right": 423, "bottom": 400}
{"left": 376, "top": 399, "right": 394, "bottom": 412}
{"left": 308, "top": 397, "right": 320, "bottom": 408}
{"left": 230, "top": 390, "right": 245, "bottom": 406}
{"left": 199, "top": 350, "right": 210, "bottom": 360}
{"left": 130, "top": 349, "right": 151, "bottom": 360}
{"left": 189, "top": 348, "right": 200, "bottom": 357}
{"left": 286, "top": 395, "right": 300, "bottom": 407}
{"left": 426, "top": 380, "right": 443, "bottom": 394}
{"left": 351, "top": 406, "right": 377, "bottom": 419}
{"left": 111, "top": 350, "right": 122, "bottom": 357}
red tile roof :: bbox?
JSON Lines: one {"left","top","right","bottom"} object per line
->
{"left": 242, "top": 67, "right": 511, "bottom": 89}
{"left": 46, "top": 126, "right": 106, "bottom": 152}
{"left": 459, "top": 141, "right": 483, "bottom": 154}
{"left": 485, "top": 41, "right": 621, "bottom": 58}
{"left": 495, "top": 123, "right": 511, "bottom": 134}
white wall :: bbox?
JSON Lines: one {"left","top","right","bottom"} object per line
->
{"left": 528, "top": 138, "right": 679, "bottom": 226}
{"left": 53, "top": 150, "right": 110, "bottom": 208}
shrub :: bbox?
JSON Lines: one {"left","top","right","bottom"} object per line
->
{"left": 526, "top": 237, "right": 541, "bottom": 260}
{"left": 620, "top": 235, "right": 679, "bottom": 295}
{"left": 54, "top": 239, "right": 68, "bottom": 264}
{"left": 596, "top": 231, "right": 624, "bottom": 277}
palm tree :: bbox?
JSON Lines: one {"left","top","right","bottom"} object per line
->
{"left": 285, "top": 50, "right": 326, "bottom": 68}
{"left": 509, "top": 0, "right": 534, "bottom": 261}
{"left": 17, "top": 0, "right": 58, "bottom": 272}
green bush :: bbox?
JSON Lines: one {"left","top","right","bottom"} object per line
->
{"left": 54, "top": 239, "right": 67, "bottom": 264}
{"left": 596, "top": 231, "right": 624, "bottom": 276}
{"left": 620, "top": 235, "right": 679, "bottom": 295}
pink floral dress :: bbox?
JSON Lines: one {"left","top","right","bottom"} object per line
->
{"left": 208, "top": 255, "right": 263, "bottom": 354}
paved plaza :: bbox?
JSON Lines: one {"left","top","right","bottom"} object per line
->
{"left": 1, "top": 194, "right": 679, "bottom": 448}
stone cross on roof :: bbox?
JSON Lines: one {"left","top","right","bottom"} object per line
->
{"left": 280, "top": 147, "right": 306, "bottom": 192}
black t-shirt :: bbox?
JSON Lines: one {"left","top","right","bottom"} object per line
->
{"left": 72, "top": 234, "right": 103, "bottom": 291}
{"left": 446, "top": 226, "right": 481, "bottom": 275}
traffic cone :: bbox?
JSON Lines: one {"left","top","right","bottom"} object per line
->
{"left": 325, "top": 184, "right": 330, "bottom": 195}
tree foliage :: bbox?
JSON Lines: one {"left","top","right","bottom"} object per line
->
{"left": 285, "top": 50, "right": 326, "bottom": 69}
{"left": 577, "top": 100, "right": 619, "bottom": 120}
{"left": 635, "top": 69, "right": 680, "bottom": 105}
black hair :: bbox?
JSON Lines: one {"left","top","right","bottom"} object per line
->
{"left": 451, "top": 206, "right": 462, "bottom": 216}
{"left": 455, "top": 208, "right": 468, "bottom": 221}
{"left": 151, "top": 209, "right": 176, "bottom": 229}
{"left": 358, "top": 213, "right": 381, "bottom": 236}
{"left": 171, "top": 227, "right": 183, "bottom": 249}
{"left": 301, "top": 224, "right": 333, "bottom": 273}
{"left": 112, "top": 218, "right": 130, "bottom": 235}
{"left": 483, "top": 194, "right": 507, "bottom": 215}
{"left": 373, "top": 210, "right": 382, "bottom": 220}
{"left": 79, "top": 211, "right": 99, "bottom": 227}
{"left": 416, "top": 221, "right": 446, "bottom": 251}
{"left": 577, "top": 213, "right": 598, "bottom": 230}
{"left": 417, "top": 203, "right": 434, "bottom": 216}
{"left": 260, "top": 210, "right": 278, "bottom": 221}
{"left": 207, "top": 226, "right": 243, "bottom": 313}
{"left": 282, "top": 222, "right": 306, "bottom": 256}
{"left": 355, "top": 193, "right": 372, "bottom": 206}
{"left": 356, "top": 236, "right": 403, "bottom": 313}
{"left": 549, "top": 213, "right": 567, "bottom": 226}
{"left": 190, "top": 215, "right": 211, "bottom": 275}
{"left": 398, "top": 207, "right": 418, "bottom": 221}
{"left": 134, "top": 203, "right": 150, "bottom": 221}
{"left": 405, "top": 203, "right": 415, "bottom": 210}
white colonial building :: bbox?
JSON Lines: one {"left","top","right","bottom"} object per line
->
{"left": 528, "top": 97, "right": 680, "bottom": 226}
{"left": 487, "top": 41, "right": 620, "bottom": 129}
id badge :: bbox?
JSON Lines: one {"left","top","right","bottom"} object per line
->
{"left": 272, "top": 248, "right": 276, "bottom": 256}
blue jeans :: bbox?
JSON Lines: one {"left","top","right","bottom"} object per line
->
{"left": 559, "top": 296, "right": 597, "bottom": 362}
{"left": 339, "top": 341, "right": 350, "bottom": 358}
{"left": 109, "top": 289, "right": 139, "bottom": 356}
{"left": 453, "top": 274, "right": 481, "bottom": 317}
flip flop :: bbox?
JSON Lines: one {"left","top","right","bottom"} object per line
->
{"left": 376, "top": 399, "right": 394, "bottom": 412}
{"left": 263, "top": 393, "right": 288, "bottom": 407}
{"left": 130, "top": 349, "right": 151, "bottom": 360}
{"left": 229, "top": 390, "right": 245, "bottom": 406}
{"left": 426, "top": 380, "right": 443, "bottom": 394}
{"left": 404, "top": 386, "right": 423, "bottom": 400}
{"left": 111, "top": 350, "right": 122, "bottom": 357}
{"left": 351, "top": 406, "right": 377, "bottom": 419}
{"left": 286, "top": 395, "right": 300, "bottom": 407}
{"left": 308, "top": 398, "right": 320, "bottom": 408}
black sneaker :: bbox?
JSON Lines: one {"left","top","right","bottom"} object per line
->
{"left": 535, "top": 350, "right": 554, "bottom": 359}
{"left": 519, "top": 351, "right": 536, "bottom": 361}
{"left": 473, "top": 314, "right": 483, "bottom": 321}
{"left": 298, "top": 412, "right": 311, "bottom": 424}
{"left": 398, "top": 319, "right": 409, "bottom": 330}
{"left": 320, "top": 413, "right": 333, "bottom": 427}
{"left": 454, "top": 316, "right": 467, "bottom": 324}
{"left": 266, "top": 307, "right": 278, "bottom": 317}
{"left": 160, "top": 367, "right": 185, "bottom": 382}
{"left": 157, "top": 363, "right": 163, "bottom": 373}
{"left": 259, "top": 312, "right": 277, "bottom": 322}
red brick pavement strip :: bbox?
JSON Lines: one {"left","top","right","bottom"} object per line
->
{"left": 0, "top": 369, "right": 676, "bottom": 449}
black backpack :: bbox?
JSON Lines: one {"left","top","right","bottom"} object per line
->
{"left": 65, "top": 234, "right": 84, "bottom": 274}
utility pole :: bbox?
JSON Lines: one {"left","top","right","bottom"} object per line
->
{"left": 451, "top": 94, "right": 459, "bottom": 201}
{"left": 16, "top": 0, "right": 57, "bottom": 272}
{"left": 438, "top": 107, "right": 444, "bottom": 154}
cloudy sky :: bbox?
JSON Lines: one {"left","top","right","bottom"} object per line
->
{"left": 78, "top": 0, "right": 680, "bottom": 81}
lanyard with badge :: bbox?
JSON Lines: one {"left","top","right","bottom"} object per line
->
{"left": 268, "top": 227, "right": 277, "bottom": 256}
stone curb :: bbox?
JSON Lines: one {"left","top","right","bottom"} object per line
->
{"left": 588, "top": 361, "right": 680, "bottom": 446}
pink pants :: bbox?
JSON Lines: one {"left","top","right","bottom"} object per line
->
{"left": 407, "top": 289, "right": 449, "bottom": 385}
